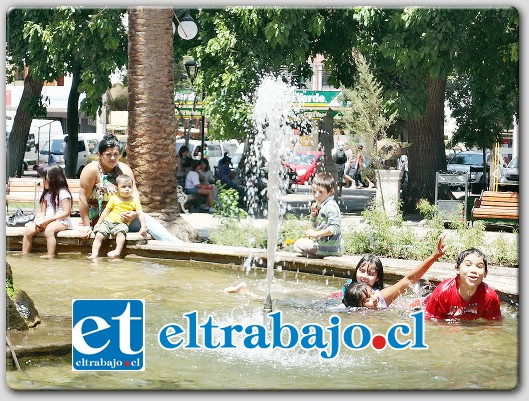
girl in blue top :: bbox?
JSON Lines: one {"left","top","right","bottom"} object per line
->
{"left": 329, "top": 254, "right": 385, "bottom": 302}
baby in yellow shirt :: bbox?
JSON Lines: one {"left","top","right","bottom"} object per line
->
{"left": 88, "top": 174, "right": 147, "bottom": 258}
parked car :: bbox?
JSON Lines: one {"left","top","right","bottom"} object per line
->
{"left": 205, "top": 140, "right": 240, "bottom": 169}
{"left": 7, "top": 118, "right": 64, "bottom": 170}
{"left": 284, "top": 150, "right": 324, "bottom": 185}
{"left": 40, "top": 132, "right": 103, "bottom": 177}
{"left": 498, "top": 156, "right": 519, "bottom": 188}
{"left": 176, "top": 139, "right": 201, "bottom": 157}
{"left": 446, "top": 150, "right": 490, "bottom": 189}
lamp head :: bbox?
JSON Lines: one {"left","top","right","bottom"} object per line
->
{"left": 185, "top": 59, "right": 199, "bottom": 82}
{"left": 177, "top": 10, "right": 198, "bottom": 40}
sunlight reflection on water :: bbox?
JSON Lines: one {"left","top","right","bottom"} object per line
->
{"left": 6, "top": 253, "right": 518, "bottom": 391}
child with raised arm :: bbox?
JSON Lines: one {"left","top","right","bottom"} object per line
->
{"left": 343, "top": 235, "right": 447, "bottom": 308}
{"left": 423, "top": 248, "right": 502, "bottom": 320}
{"left": 329, "top": 254, "right": 385, "bottom": 301}
{"left": 22, "top": 165, "right": 73, "bottom": 258}
{"left": 88, "top": 174, "right": 147, "bottom": 259}
{"left": 293, "top": 172, "right": 344, "bottom": 258}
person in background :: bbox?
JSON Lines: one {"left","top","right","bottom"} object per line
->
{"left": 217, "top": 152, "right": 245, "bottom": 204}
{"left": 22, "top": 165, "right": 73, "bottom": 258}
{"left": 198, "top": 158, "right": 218, "bottom": 201}
{"left": 193, "top": 145, "right": 203, "bottom": 160}
{"left": 176, "top": 145, "right": 193, "bottom": 187}
{"left": 344, "top": 151, "right": 356, "bottom": 187}
{"left": 397, "top": 148, "right": 409, "bottom": 186}
{"left": 354, "top": 145, "right": 365, "bottom": 189}
{"left": 217, "top": 152, "right": 233, "bottom": 175}
{"left": 343, "top": 235, "right": 447, "bottom": 308}
{"left": 332, "top": 141, "right": 352, "bottom": 196}
{"left": 202, "top": 143, "right": 209, "bottom": 159}
{"left": 89, "top": 174, "right": 147, "bottom": 259}
{"left": 185, "top": 159, "right": 216, "bottom": 213}
{"left": 201, "top": 158, "right": 216, "bottom": 184}
{"left": 294, "top": 172, "right": 344, "bottom": 258}
{"left": 423, "top": 248, "right": 502, "bottom": 320}
{"left": 78, "top": 133, "right": 183, "bottom": 243}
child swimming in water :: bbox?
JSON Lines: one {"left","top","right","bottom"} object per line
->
{"left": 423, "top": 247, "right": 502, "bottom": 320}
{"left": 343, "top": 235, "right": 447, "bottom": 309}
{"left": 329, "top": 254, "right": 385, "bottom": 302}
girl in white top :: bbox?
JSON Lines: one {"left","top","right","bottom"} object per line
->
{"left": 184, "top": 159, "right": 215, "bottom": 213}
{"left": 22, "top": 165, "right": 73, "bottom": 258}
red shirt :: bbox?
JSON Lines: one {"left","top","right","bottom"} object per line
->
{"left": 424, "top": 276, "right": 502, "bottom": 321}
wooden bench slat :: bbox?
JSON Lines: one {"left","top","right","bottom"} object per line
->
{"left": 479, "top": 200, "right": 519, "bottom": 208}
{"left": 481, "top": 190, "right": 518, "bottom": 198}
{"left": 473, "top": 209, "right": 519, "bottom": 217}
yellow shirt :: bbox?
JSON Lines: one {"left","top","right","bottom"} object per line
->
{"left": 105, "top": 194, "right": 143, "bottom": 224}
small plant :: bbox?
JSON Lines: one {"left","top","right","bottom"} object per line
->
{"left": 279, "top": 214, "right": 307, "bottom": 250}
{"left": 6, "top": 277, "right": 16, "bottom": 298}
{"left": 213, "top": 181, "right": 247, "bottom": 221}
{"left": 209, "top": 219, "right": 267, "bottom": 248}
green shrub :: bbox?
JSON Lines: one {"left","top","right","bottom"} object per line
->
{"left": 488, "top": 235, "right": 518, "bottom": 266}
{"left": 209, "top": 219, "right": 267, "bottom": 248}
{"left": 208, "top": 198, "right": 518, "bottom": 267}
{"left": 213, "top": 182, "right": 247, "bottom": 221}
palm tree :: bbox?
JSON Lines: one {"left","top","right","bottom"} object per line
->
{"left": 128, "top": 7, "right": 196, "bottom": 240}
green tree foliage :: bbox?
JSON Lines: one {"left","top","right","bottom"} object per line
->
{"left": 316, "top": 7, "right": 518, "bottom": 210}
{"left": 6, "top": 7, "right": 128, "bottom": 178}
{"left": 7, "top": 9, "right": 60, "bottom": 177}
{"left": 447, "top": 8, "right": 518, "bottom": 149}
{"left": 182, "top": 7, "right": 323, "bottom": 140}
{"left": 339, "top": 52, "right": 398, "bottom": 159}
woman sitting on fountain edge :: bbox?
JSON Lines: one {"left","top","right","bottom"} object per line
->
{"left": 78, "top": 133, "right": 182, "bottom": 243}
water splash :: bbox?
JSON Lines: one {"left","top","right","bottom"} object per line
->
{"left": 251, "top": 75, "right": 297, "bottom": 314}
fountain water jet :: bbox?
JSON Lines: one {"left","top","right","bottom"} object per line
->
{"left": 251, "top": 75, "right": 297, "bottom": 315}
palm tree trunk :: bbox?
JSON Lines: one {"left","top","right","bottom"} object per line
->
{"left": 128, "top": 7, "right": 197, "bottom": 241}
{"left": 128, "top": 7, "right": 178, "bottom": 213}
{"left": 65, "top": 63, "right": 81, "bottom": 178}
{"left": 402, "top": 75, "right": 448, "bottom": 212}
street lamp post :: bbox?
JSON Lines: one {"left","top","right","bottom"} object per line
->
{"left": 185, "top": 59, "right": 205, "bottom": 158}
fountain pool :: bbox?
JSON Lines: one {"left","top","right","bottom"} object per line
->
{"left": 6, "top": 253, "right": 518, "bottom": 391}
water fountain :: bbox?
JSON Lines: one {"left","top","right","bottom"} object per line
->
{"left": 5, "top": 254, "right": 519, "bottom": 390}
{"left": 4, "top": 76, "right": 519, "bottom": 391}
{"left": 251, "top": 75, "right": 297, "bottom": 316}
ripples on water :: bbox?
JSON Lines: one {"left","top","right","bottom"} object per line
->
{"left": 6, "top": 253, "right": 518, "bottom": 390}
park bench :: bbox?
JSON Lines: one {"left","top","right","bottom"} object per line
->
{"left": 471, "top": 190, "right": 518, "bottom": 226}
{"left": 6, "top": 177, "right": 81, "bottom": 214}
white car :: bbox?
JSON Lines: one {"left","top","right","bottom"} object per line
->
{"left": 498, "top": 156, "right": 519, "bottom": 188}
{"left": 446, "top": 150, "right": 490, "bottom": 187}
{"left": 39, "top": 132, "right": 102, "bottom": 177}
